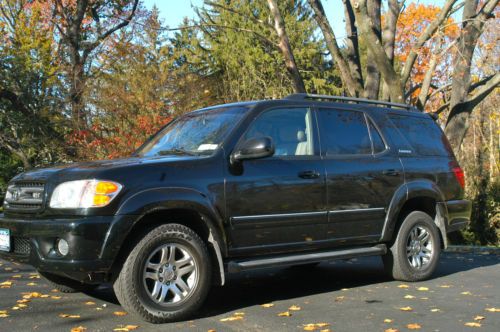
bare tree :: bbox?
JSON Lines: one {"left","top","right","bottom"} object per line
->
{"left": 52, "top": 0, "right": 139, "bottom": 127}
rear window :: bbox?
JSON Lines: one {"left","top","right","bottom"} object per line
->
{"left": 388, "top": 114, "right": 452, "bottom": 156}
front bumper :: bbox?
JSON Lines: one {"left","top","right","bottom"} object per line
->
{"left": 0, "top": 213, "right": 136, "bottom": 283}
{"left": 444, "top": 199, "right": 472, "bottom": 233}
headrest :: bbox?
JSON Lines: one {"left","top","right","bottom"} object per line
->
{"left": 297, "top": 130, "right": 306, "bottom": 142}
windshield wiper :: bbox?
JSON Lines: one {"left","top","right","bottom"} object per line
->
{"left": 156, "top": 148, "right": 197, "bottom": 156}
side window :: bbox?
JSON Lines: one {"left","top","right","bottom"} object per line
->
{"left": 368, "top": 119, "right": 386, "bottom": 153}
{"left": 244, "top": 108, "right": 314, "bottom": 156}
{"left": 318, "top": 109, "right": 372, "bottom": 155}
{"left": 389, "top": 114, "right": 451, "bottom": 156}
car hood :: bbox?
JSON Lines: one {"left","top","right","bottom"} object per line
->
{"left": 10, "top": 155, "right": 201, "bottom": 183}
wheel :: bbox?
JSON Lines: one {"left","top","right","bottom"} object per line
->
{"left": 383, "top": 211, "right": 441, "bottom": 281}
{"left": 39, "top": 271, "right": 97, "bottom": 293}
{"left": 113, "top": 224, "right": 211, "bottom": 323}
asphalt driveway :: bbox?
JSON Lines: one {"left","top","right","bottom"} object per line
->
{"left": 0, "top": 251, "right": 499, "bottom": 331}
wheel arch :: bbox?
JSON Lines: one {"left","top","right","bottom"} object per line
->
{"left": 381, "top": 180, "right": 448, "bottom": 248}
{"left": 108, "top": 187, "right": 227, "bottom": 285}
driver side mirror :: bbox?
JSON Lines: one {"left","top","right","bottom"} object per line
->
{"left": 231, "top": 137, "right": 275, "bottom": 164}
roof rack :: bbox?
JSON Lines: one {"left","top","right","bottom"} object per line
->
{"left": 285, "top": 93, "right": 418, "bottom": 111}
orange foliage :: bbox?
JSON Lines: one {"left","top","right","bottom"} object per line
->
{"left": 394, "top": 3, "right": 459, "bottom": 96}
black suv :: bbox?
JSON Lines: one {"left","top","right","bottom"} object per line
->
{"left": 0, "top": 94, "right": 471, "bottom": 323}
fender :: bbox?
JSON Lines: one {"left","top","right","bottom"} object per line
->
{"left": 100, "top": 187, "right": 228, "bottom": 284}
{"left": 380, "top": 179, "right": 446, "bottom": 242}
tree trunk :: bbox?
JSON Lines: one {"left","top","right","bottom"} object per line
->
{"left": 381, "top": 0, "right": 401, "bottom": 101}
{"left": 266, "top": 0, "right": 306, "bottom": 93}
{"left": 444, "top": 0, "right": 500, "bottom": 150}
{"left": 363, "top": 0, "right": 381, "bottom": 99}
{"left": 342, "top": 0, "right": 364, "bottom": 89}
{"left": 308, "top": 0, "right": 363, "bottom": 97}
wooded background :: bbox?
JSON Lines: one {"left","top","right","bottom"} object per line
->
{"left": 0, "top": 0, "right": 498, "bottom": 245}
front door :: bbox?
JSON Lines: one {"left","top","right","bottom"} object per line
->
{"left": 225, "top": 107, "right": 327, "bottom": 255}
{"left": 316, "top": 108, "right": 404, "bottom": 245}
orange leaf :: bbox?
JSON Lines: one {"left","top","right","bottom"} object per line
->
{"left": 400, "top": 306, "right": 413, "bottom": 311}
{"left": 385, "top": 329, "right": 399, "bottom": 332}
{"left": 261, "top": 303, "right": 274, "bottom": 308}
{"left": 278, "top": 311, "right": 292, "bottom": 317}
{"left": 71, "top": 327, "right": 87, "bottom": 332}
{"left": 464, "top": 322, "right": 481, "bottom": 327}
{"left": 113, "top": 311, "right": 128, "bottom": 316}
{"left": 289, "top": 305, "right": 301, "bottom": 311}
{"left": 474, "top": 316, "right": 485, "bottom": 321}
{"left": 407, "top": 323, "right": 421, "bottom": 329}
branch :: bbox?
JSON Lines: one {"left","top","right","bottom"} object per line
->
{"left": 83, "top": 0, "right": 139, "bottom": 54}
{"left": 465, "top": 72, "right": 500, "bottom": 109}
{"left": 400, "top": 0, "right": 458, "bottom": 86}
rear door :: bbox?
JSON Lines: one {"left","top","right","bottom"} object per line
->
{"left": 317, "top": 107, "right": 404, "bottom": 246}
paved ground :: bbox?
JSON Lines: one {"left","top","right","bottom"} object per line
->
{"left": 0, "top": 252, "right": 499, "bottom": 332}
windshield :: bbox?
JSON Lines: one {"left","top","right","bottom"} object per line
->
{"left": 136, "top": 106, "right": 249, "bottom": 157}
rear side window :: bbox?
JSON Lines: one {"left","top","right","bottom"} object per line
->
{"left": 388, "top": 114, "right": 451, "bottom": 156}
{"left": 318, "top": 109, "right": 372, "bottom": 155}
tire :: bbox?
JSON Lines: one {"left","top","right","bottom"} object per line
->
{"left": 113, "top": 224, "right": 212, "bottom": 323}
{"left": 39, "top": 271, "right": 97, "bottom": 293}
{"left": 383, "top": 211, "right": 441, "bottom": 281}
{"left": 290, "top": 262, "right": 320, "bottom": 269}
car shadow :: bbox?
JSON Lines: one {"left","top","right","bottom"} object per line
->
{"left": 83, "top": 252, "right": 499, "bottom": 319}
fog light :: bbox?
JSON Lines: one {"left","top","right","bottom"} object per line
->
{"left": 57, "top": 239, "right": 69, "bottom": 256}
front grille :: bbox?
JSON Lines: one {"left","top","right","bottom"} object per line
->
{"left": 4, "top": 181, "right": 45, "bottom": 213}
{"left": 12, "top": 237, "right": 31, "bottom": 255}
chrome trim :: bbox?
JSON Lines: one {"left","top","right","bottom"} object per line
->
{"left": 231, "top": 211, "right": 326, "bottom": 221}
{"left": 328, "top": 207, "right": 385, "bottom": 214}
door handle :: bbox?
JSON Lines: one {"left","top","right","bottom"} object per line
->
{"left": 298, "top": 170, "right": 320, "bottom": 179}
{"left": 383, "top": 169, "right": 400, "bottom": 176}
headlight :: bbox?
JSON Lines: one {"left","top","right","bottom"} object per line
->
{"left": 49, "top": 180, "right": 122, "bottom": 209}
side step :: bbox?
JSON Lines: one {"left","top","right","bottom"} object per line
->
{"left": 227, "top": 244, "right": 387, "bottom": 273}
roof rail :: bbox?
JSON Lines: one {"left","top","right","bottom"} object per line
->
{"left": 285, "top": 93, "right": 418, "bottom": 111}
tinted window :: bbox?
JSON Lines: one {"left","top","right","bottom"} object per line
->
{"left": 318, "top": 109, "right": 372, "bottom": 155}
{"left": 368, "top": 119, "right": 386, "bottom": 153}
{"left": 245, "top": 108, "right": 314, "bottom": 156}
{"left": 389, "top": 114, "right": 451, "bottom": 156}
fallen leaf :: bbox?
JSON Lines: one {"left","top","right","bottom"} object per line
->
{"left": 404, "top": 295, "right": 416, "bottom": 299}
{"left": 95, "top": 308, "right": 103, "bottom": 311}
{"left": 417, "top": 287, "right": 429, "bottom": 291}
{"left": 17, "top": 303, "right": 27, "bottom": 308}
{"left": 485, "top": 307, "right": 500, "bottom": 312}
{"left": 431, "top": 308, "right": 441, "bottom": 312}
{"left": 208, "top": 330, "right": 216, "bottom": 332}
{"left": 26, "top": 282, "right": 37, "bottom": 286}
{"left": 51, "top": 296, "right": 62, "bottom": 300}
{"left": 17, "top": 299, "right": 30, "bottom": 304}
{"left": 261, "top": 303, "right": 274, "bottom": 308}
{"left": 439, "top": 284, "right": 452, "bottom": 288}
{"left": 24, "top": 292, "right": 42, "bottom": 298}
{"left": 399, "top": 306, "right": 413, "bottom": 311}
{"left": 420, "top": 297, "right": 429, "bottom": 300}
{"left": 289, "top": 305, "right": 301, "bottom": 311}
{"left": 11, "top": 306, "right": 20, "bottom": 310}
{"left": 233, "top": 312, "right": 245, "bottom": 316}
{"left": 124, "top": 326, "right": 139, "bottom": 331}
{"left": 0, "top": 281, "right": 12, "bottom": 286}
{"left": 474, "top": 316, "right": 485, "bottom": 321}
{"left": 40, "top": 294, "right": 49, "bottom": 298}
{"left": 397, "top": 284, "right": 410, "bottom": 289}
{"left": 59, "top": 314, "right": 81, "bottom": 318}
{"left": 219, "top": 316, "right": 243, "bottom": 322}
{"left": 278, "top": 311, "right": 292, "bottom": 317}
{"left": 384, "top": 329, "right": 399, "bottom": 332}
{"left": 464, "top": 322, "right": 481, "bottom": 327}
{"left": 335, "top": 296, "right": 345, "bottom": 302}
{"left": 113, "top": 311, "right": 128, "bottom": 316}
{"left": 12, "top": 275, "right": 22, "bottom": 278}
{"left": 407, "top": 323, "right": 421, "bottom": 329}
{"left": 384, "top": 319, "right": 394, "bottom": 323}
{"left": 341, "top": 288, "right": 349, "bottom": 291}
{"left": 29, "top": 274, "right": 40, "bottom": 279}
{"left": 303, "top": 323, "right": 330, "bottom": 331}
{"left": 461, "top": 291, "right": 472, "bottom": 295}
{"left": 84, "top": 301, "right": 96, "bottom": 305}
{"left": 0, "top": 314, "right": 9, "bottom": 318}
{"left": 71, "top": 327, "right": 87, "bottom": 332}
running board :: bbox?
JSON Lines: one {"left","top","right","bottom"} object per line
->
{"left": 227, "top": 244, "right": 387, "bottom": 273}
